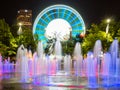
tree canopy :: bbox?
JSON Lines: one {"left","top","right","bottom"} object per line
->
{"left": 1, "top": 18, "right": 120, "bottom": 57}
{"left": 0, "top": 19, "right": 17, "bottom": 56}
{"left": 82, "top": 19, "right": 120, "bottom": 55}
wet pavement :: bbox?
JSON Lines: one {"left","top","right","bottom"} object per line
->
{"left": 0, "top": 73, "right": 120, "bottom": 90}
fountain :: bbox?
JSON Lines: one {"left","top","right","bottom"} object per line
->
{"left": 64, "top": 55, "right": 71, "bottom": 75}
{"left": 102, "top": 52, "right": 112, "bottom": 86}
{"left": 21, "top": 48, "right": 29, "bottom": 82}
{"left": 16, "top": 44, "right": 25, "bottom": 74}
{"left": 48, "top": 55, "right": 57, "bottom": 75}
{"left": 0, "top": 53, "right": 3, "bottom": 75}
{"left": 86, "top": 51, "right": 97, "bottom": 87}
{"left": 3, "top": 58, "right": 10, "bottom": 73}
{"left": 54, "top": 40, "right": 62, "bottom": 73}
{"left": 0, "top": 54, "right": 15, "bottom": 74}
{"left": 15, "top": 45, "right": 31, "bottom": 83}
{"left": 93, "top": 40, "right": 102, "bottom": 87}
{"left": 32, "top": 41, "right": 46, "bottom": 84}
{"left": 109, "top": 39, "right": 120, "bottom": 86}
{"left": 15, "top": 39, "right": 120, "bottom": 88}
{"left": 28, "top": 49, "right": 33, "bottom": 77}
{"left": 73, "top": 42, "right": 83, "bottom": 76}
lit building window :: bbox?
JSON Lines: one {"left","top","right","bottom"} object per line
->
{"left": 25, "top": 10, "right": 28, "bottom": 12}
{"left": 17, "top": 9, "right": 32, "bottom": 29}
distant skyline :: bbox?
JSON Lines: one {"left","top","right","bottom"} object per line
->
{"left": 0, "top": 0, "right": 120, "bottom": 27}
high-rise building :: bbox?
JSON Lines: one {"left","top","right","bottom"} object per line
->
{"left": 17, "top": 9, "right": 32, "bottom": 29}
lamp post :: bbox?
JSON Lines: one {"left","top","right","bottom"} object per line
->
{"left": 17, "top": 22, "right": 22, "bottom": 46}
{"left": 106, "top": 19, "right": 111, "bottom": 42}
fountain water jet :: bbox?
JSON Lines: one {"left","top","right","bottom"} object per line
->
{"left": 109, "top": 39, "right": 120, "bottom": 86}
{"left": 0, "top": 53, "right": 3, "bottom": 75}
{"left": 54, "top": 40, "right": 62, "bottom": 73}
{"left": 86, "top": 52, "right": 97, "bottom": 87}
{"left": 102, "top": 52, "right": 112, "bottom": 86}
{"left": 33, "top": 41, "right": 46, "bottom": 84}
{"left": 73, "top": 42, "right": 83, "bottom": 76}
{"left": 64, "top": 55, "right": 71, "bottom": 75}
{"left": 21, "top": 48, "right": 29, "bottom": 82}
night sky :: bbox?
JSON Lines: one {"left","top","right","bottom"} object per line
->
{"left": 0, "top": 0, "right": 120, "bottom": 27}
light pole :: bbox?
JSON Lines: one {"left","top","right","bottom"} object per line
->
{"left": 106, "top": 19, "right": 111, "bottom": 42}
{"left": 17, "top": 22, "right": 22, "bottom": 46}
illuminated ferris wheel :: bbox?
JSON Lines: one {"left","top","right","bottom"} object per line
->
{"left": 33, "top": 4, "right": 85, "bottom": 47}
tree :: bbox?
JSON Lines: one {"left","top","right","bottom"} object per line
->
{"left": 82, "top": 20, "right": 114, "bottom": 55}
{"left": 18, "top": 26, "right": 36, "bottom": 52}
{"left": 115, "top": 20, "right": 120, "bottom": 41}
{"left": 10, "top": 24, "right": 19, "bottom": 38}
{"left": 62, "top": 39, "right": 75, "bottom": 55}
{"left": 0, "top": 19, "right": 17, "bottom": 56}
{"left": 11, "top": 24, "right": 37, "bottom": 52}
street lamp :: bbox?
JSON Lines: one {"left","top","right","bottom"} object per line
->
{"left": 17, "top": 22, "right": 23, "bottom": 46}
{"left": 106, "top": 19, "right": 111, "bottom": 43}
{"left": 17, "top": 22, "right": 22, "bottom": 35}
{"left": 106, "top": 19, "right": 111, "bottom": 34}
